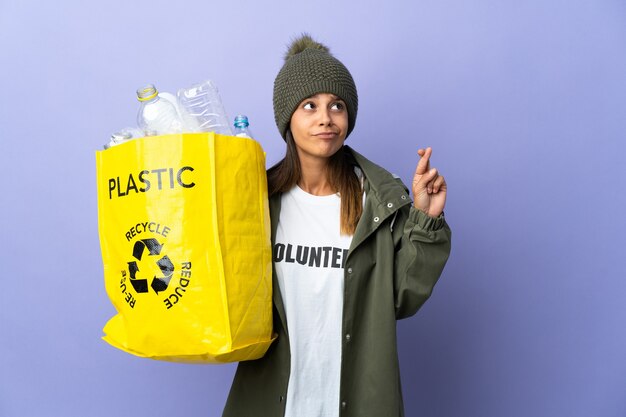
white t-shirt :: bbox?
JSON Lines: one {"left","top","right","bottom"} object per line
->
{"left": 275, "top": 185, "right": 353, "bottom": 417}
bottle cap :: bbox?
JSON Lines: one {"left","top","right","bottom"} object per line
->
{"left": 137, "top": 84, "right": 159, "bottom": 102}
{"left": 234, "top": 115, "right": 249, "bottom": 128}
{"left": 111, "top": 131, "right": 133, "bottom": 143}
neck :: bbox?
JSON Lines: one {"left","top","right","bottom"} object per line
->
{"left": 297, "top": 156, "right": 335, "bottom": 196}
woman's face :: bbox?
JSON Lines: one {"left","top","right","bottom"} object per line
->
{"left": 289, "top": 93, "right": 349, "bottom": 164}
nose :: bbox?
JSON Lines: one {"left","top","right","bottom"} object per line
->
{"left": 318, "top": 107, "right": 332, "bottom": 126}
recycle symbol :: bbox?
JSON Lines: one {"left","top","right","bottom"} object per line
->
{"left": 127, "top": 238, "right": 175, "bottom": 295}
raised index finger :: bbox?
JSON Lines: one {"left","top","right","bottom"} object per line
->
{"left": 415, "top": 147, "right": 432, "bottom": 175}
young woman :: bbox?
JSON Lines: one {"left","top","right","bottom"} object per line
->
{"left": 223, "top": 34, "right": 451, "bottom": 417}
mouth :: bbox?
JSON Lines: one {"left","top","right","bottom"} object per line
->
{"left": 314, "top": 131, "right": 339, "bottom": 139}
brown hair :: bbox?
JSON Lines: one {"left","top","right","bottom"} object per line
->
{"left": 267, "top": 131, "right": 363, "bottom": 235}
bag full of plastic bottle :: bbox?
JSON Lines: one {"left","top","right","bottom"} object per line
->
{"left": 96, "top": 84, "right": 274, "bottom": 363}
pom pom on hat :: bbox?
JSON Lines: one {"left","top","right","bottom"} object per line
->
{"left": 284, "top": 33, "right": 330, "bottom": 61}
{"left": 273, "top": 33, "right": 358, "bottom": 141}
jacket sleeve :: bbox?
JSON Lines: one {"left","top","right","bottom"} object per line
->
{"left": 393, "top": 206, "right": 452, "bottom": 319}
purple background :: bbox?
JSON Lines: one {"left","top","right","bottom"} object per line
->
{"left": 1, "top": 1, "right": 625, "bottom": 416}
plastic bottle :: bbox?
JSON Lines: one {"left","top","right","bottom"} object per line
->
{"left": 136, "top": 84, "right": 184, "bottom": 136}
{"left": 177, "top": 80, "right": 232, "bottom": 135}
{"left": 104, "top": 131, "right": 132, "bottom": 150}
{"left": 103, "top": 127, "right": 144, "bottom": 149}
{"left": 158, "top": 91, "right": 188, "bottom": 125}
{"left": 233, "top": 115, "right": 253, "bottom": 138}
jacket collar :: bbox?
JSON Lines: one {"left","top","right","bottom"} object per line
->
{"left": 344, "top": 146, "right": 412, "bottom": 250}
{"left": 344, "top": 145, "right": 411, "bottom": 206}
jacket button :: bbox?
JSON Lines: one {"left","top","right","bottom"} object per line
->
{"left": 401, "top": 195, "right": 407, "bottom": 200}
{"left": 373, "top": 216, "right": 380, "bottom": 222}
{"left": 387, "top": 202, "right": 393, "bottom": 208}
{"left": 345, "top": 333, "right": 351, "bottom": 341}
{"left": 279, "top": 395, "right": 284, "bottom": 402}
{"left": 341, "top": 401, "right": 347, "bottom": 409}
{"left": 347, "top": 267, "right": 353, "bottom": 274}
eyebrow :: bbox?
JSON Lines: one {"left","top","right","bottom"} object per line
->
{"left": 306, "top": 93, "right": 342, "bottom": 101}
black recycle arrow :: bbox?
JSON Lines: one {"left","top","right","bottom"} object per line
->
{"left": 127, "top": 261, "right": 148, "bottom": 293}
{"left": 151, "top": 255, "right": 175, "bottom": 294}
{"left": 132, "top": 238, "right": 164, "bottom": 261}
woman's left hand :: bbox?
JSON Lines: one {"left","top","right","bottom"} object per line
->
{"left": 412, "top": 147, "right": 447, "bottom": 218}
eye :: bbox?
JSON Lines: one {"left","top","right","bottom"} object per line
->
{"left": 331, "top": 101, "right": 345, "bottom": 111}
{"left": 303, "top": 102, "right": 315, "bottom": 110}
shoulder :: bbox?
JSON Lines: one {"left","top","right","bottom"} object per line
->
{"left": 344, "top": 146, "right": 409, "bottom": 195}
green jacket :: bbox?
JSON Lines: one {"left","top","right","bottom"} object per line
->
{"left": 223, "top": 146, "right": 451, "bottom": 417}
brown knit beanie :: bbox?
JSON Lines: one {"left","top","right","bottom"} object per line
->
{"left": 273, "top": 34, "right": 358, "bottom": 140}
